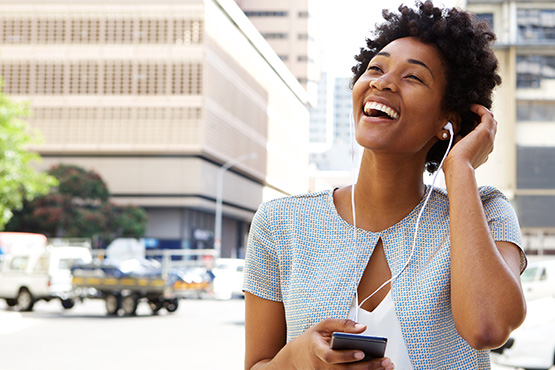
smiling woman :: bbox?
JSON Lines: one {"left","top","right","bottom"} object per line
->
{"left": 243, "top": 2, "right": 527, "bottom": 369}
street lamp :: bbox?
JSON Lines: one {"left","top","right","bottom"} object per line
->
{"left": 214, "top": 152, "right": 257, "bottom": 258}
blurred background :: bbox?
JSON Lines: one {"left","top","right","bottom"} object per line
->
{"left": 0, "top": 0, "right": 554, "bottom": 369}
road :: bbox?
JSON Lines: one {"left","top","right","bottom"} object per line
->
{"left": 0, "top": 297, "right": 538, "bottom": 370}
{"left": 0, "top": 298, "right": 245, "bottom": 370}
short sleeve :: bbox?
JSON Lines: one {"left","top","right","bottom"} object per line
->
{"left": 242, "top": 202, "right": 283, "bottom": 301}
{"left": 480, "top": 186, "right": 527, "bottom": 273}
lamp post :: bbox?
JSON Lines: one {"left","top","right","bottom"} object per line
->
{"left": 214, "top": 152, "right": 257, "bottom": 258}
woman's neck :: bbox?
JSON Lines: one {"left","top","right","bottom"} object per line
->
{"left": 351, "top": 151, "right": 426, "bottom": 232}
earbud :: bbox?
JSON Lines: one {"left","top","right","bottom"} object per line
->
{"left": 443, "top": 122, "right": 454, "bottom": 138}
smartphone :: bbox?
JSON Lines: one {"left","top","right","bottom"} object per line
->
{"left": 330, "top": 332, "right": 387, "bottom": 360}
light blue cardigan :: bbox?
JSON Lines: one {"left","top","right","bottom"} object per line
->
{"left": 244, "top": 186, "right": 525, "bottom": 369}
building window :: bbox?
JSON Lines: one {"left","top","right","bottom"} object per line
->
{"left": 517, "top": 146, "right": 555, "bottom": 190}
{"left": 517, "top": 9, "right": 555, "bottom": 43}
{"left": 517, "top": 101, "right": 555, "bottom": 121}
{"left": 0, "top": 61, "right": 202, "bottom": 96}
{"left": 244, "top": 11, "right": 288, "bottom": 17}
{"left": 476, "top": 13, "right": 494, "bottom": 30}
{"left": 261, "top": 33, "right": 288, "bottom": 39}
{"left": 298, "top": 11, "right": 309, "bottom": 18}
{"left": 0, "top": 16, "right": 203, "bottom": 45}
{"left": 70, "top": 18, "right": 101, "bottom": 43}
{"left": 1, "top": 18, "right": 32, "bottom": 43}
{"left": 516, "top": 55, "right": 555, "bottom": 89}
{"left": 298, "top": 33, "right": 309, "bottom": 40}
{"left": 297, "top": 55, "right": 314, "bottom": 63}
{"left": 278, "top": 55, "right": 289, "bottom": 62}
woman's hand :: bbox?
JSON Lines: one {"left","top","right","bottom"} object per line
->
{"left": 284, "top": 318, "right": 394, "bottom": 370}
{"left": 245, "top": 293, "right": 394, "bottom": 369}
{"left": 443, "top": 104, "right": 497, "bottom": 173}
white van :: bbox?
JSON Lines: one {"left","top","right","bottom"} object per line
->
{"left": 521, "top": 258, "right": 555, "bottom": 301}
{"left": 0, "top": 235, "right": 92, "bottom": 311}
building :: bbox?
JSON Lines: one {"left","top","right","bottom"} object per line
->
{"left": 308, "top": 76, "right": 362, "bottom": 190}
{"left": 309, "top": 71, "right": 328, "bottom": 146}
{"left": 467, "top": 0, "right": 555, "bottom": 253}
{"left": 0, "top": 0, "right": 310, "bottom": 258}
{"left": 233, "top": 0, "right": 320, "bottom": 104}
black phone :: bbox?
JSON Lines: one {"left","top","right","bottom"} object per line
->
{"left": 330, "top": 332, "right": 387, "bottom": 360}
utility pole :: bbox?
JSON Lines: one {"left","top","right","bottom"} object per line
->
{"left": 214, "top": 152, "right": 257, "bottom": 258}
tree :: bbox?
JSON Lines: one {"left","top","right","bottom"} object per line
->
{"left": 6, "top": 164, "right": 148, "bottom": 245}
{"left": 0, "top": 83, "right": 57, "bottom": 229}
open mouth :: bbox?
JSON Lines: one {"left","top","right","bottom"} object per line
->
{"left": 363, "top": 102, "right": 399, "bottom": 120}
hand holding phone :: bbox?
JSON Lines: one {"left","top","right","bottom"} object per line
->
{"left": 330, "top": 332, "right": 387, "bottom": 361}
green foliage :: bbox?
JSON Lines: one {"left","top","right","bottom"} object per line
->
{"left": 6, "top": 164, "right": 148, "bottom": 244}
{"left": 0, "top": 85, "right": 57, "bottom": 228}
{"left": 49, "top": 164, "right": 109, "bottom": 201}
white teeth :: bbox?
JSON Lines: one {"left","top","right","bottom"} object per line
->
{"left": 364, "top": 101, "right": 399, "bottom": 120}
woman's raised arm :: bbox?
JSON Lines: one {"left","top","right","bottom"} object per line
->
{"left": 443, "top": 104, "right": 526, "bottom": 350}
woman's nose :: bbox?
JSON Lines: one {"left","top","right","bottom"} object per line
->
{"left": 369, "top": 76, "right": 396, "bottom": 92}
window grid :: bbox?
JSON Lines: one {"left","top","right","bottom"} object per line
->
{"left": 70, "top": 18, "right": 101, "bottom": 44}
{"left": 0, "top": 16, "right": 202, "bottom": 45}
{"left": 1, "top": 61, "right": 202, "bottom": 95}
{"left": 1, "top": 18, "right": 32, "bottom": 43}
{"left": 36, "top": 18, "right": 66, "bottom": 44}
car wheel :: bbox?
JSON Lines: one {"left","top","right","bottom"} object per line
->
{"left": 105, "top": 293, "right": 121, "bottom": 316}
{"left": 16, "top": 288, "right": 34, "bottom": 312}
{"left": 164, "top": 298, "right": 178, "bottom": 313}
{"left": 148, "top": 299, "right": 163, "bottom": 315}
{"left": 121, "top": 295, "right": 138, "bottom": 316}
{"left": 61, "top": 299, "right": 75, "bottom": 309}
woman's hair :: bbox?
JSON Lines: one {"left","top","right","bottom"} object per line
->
{"left": 351, "top": 0, "right": 502, "bottom": 173}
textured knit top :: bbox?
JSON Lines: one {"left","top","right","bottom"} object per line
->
{"left": 243, "top": 186, "right": 526, "bottom": 370}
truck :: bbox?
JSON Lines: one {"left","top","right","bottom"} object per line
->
{"left": 70, "top": 246, "right": 216, "bottom": 316}
{"left": 0, "top": 233, "right": 92, "bottom": 311}
{"left": 0, "top": 234, "right": 215, "bottom": 315}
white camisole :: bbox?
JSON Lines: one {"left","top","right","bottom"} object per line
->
{"left": 347, "top": 292, "right": 414, "bottom": 369}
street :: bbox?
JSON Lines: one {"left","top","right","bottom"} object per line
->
{"left": 0, "top": 298, "right": 245, "bottom": 370}
{"left": 0, "top": 297, "right": 543, "bottom": 370}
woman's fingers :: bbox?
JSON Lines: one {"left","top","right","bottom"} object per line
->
{"left": 445, "top": 104, "right": 498, "bottom": 171}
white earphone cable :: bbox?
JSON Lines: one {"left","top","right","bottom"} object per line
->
{"left": 350, "top": 120, "right": 454, "bottom": 317}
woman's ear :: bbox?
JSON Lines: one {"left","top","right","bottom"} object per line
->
{"left": 436, "top": 113, "right": 461, "bottom": 140}
{"left": 447, "top": 113, "right": 462, "bottom": 135}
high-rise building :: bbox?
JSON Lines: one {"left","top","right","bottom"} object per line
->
{"left": 233, "top": 0, "right": 320, "bottom": 104}
{"left": 0, "top": 0, "right": 310, "bottom": 258}
{"left": 309, "top": 71, "right": 328, "bottom": 146}
{"left": 308, "top": 76, "right": 361, "bottom": 190}
{"left": 467, "top": 0, "right": 555, "bottom": 253}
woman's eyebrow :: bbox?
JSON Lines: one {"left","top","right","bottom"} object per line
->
{"left": 375, "top": 52, "right": 434, "bottom": 79}
{"left": 408, "top": 58, "right": 434, "bottom": 78}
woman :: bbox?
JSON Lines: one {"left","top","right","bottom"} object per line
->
{"left": 243, "top": 1, "right": 527, "bottom": 369}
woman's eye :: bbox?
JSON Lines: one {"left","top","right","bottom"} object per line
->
{"left": 367, "top": 65, "right": 382, "bottom": 72}
{"left": 407, "top": 75, "right": 423, "bottom": 82}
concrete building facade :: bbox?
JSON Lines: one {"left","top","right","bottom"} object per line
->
{"left": 468, "top": 0, "right": 555, "bottom": 253}
{"left": 0, "top": 0, "right": 310, "bottom": 258}
{"left": 233, "top": 0, "right": 320, "bottom": 104}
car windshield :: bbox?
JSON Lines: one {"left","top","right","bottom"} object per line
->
{"left": 521, "top": 266, "right": 538, "bottom": 283}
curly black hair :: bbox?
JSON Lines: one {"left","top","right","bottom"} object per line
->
{"left": 351, "top": 0, "right": 502, "bottom": 173}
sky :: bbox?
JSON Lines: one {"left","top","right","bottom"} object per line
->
{"left": 319, "top": 0, "right": 459, "bottom": 78}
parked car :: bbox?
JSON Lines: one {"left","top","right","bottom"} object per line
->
{"left": 0, "top": 243, "right": 92, "bottom": 311}
{"left": 521, "top": 258, "right": 555, "bottom": 301}
{"left": 211, "top": 258, "right": 244, "bottom": 300}
{"left": 491, "top": 295, "right": 555, "bottom": 370}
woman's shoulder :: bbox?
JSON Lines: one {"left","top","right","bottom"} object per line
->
{"left": 257, "top": 189, "right": 334, "bottom": 217}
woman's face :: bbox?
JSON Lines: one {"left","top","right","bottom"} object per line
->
{"left": 352, "top": 36, "right": 449, "bottom": 160}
